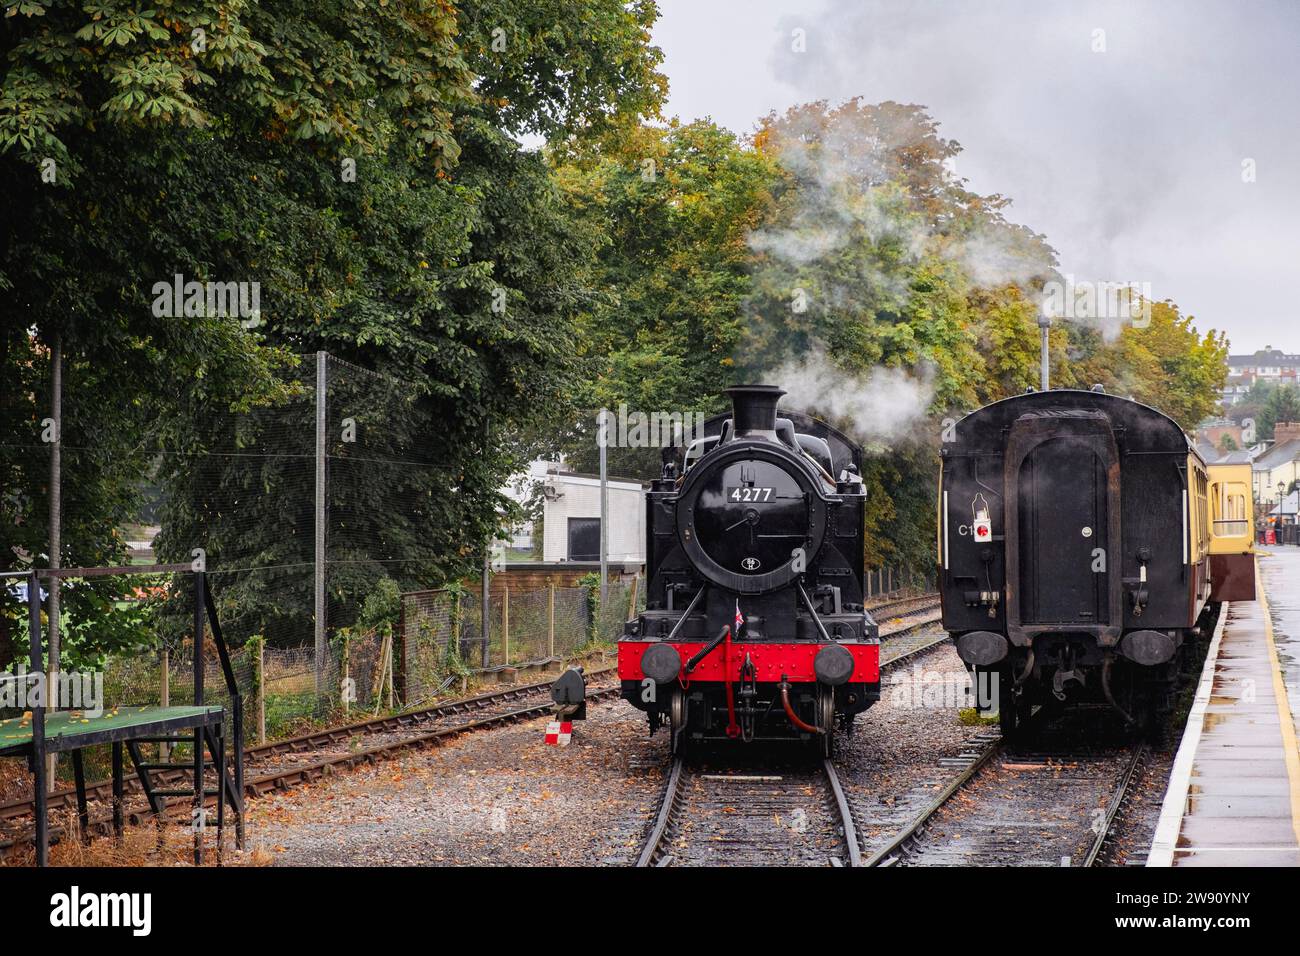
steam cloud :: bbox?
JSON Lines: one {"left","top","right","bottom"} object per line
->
{"left": 742, "top": 104, "right": 1050, "bottom": 448}
{"left": 771, "top": 347, "right": 935, "bottom": 448}
{"left": 746, "top": 103, "right": 1052, "bottom": 302}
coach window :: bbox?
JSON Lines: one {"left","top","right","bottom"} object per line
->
{"left": 1215, "top": 484, "right": 1249, "bottom": 537}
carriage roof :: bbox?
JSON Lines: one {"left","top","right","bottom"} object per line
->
{"left": 949, "top": 389, "right": 1197, "bottom": 459}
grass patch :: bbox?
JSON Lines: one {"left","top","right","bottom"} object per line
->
{"left": 958, "top": 707, "right": 999, "bottom": 726}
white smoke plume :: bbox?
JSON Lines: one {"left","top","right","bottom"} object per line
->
{"left": 771, "top": 347, "right": 935, "bottom": 449}
{"left": 747, "top": 102, "right": 1052, "bottom": 298}
{"left": 741, "top": 103, "right": 1055, "bottom": 447}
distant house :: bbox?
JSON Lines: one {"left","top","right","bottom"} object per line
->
{"left": 1269, "top": 490, "right": 1299, "bottom": 525}
{"left": 500, "top": 459, "right": 552, "bottom": 554}
{"left": 1251, "top": 422, "right": 1300, "bottom": 506}
{"left": 1196, "top": 418, "right": 1244, "bottom": 456}
{"left": 539, "top": 469, "right": 646, "bottom": 564}
{"left": 1223, "top": 348, "right": 1300, "bottom": 406}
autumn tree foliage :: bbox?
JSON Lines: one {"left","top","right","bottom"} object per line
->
{"left": 558, "top": 99, "right": 1227, "bottom": 580}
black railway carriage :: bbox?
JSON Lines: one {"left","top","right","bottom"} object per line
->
{"left": 938, "top": 387, "right": 1253, "bottom": 733}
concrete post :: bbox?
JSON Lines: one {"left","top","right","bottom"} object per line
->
{"left": 314, "top": 350, "right": 327, "bottom": 704}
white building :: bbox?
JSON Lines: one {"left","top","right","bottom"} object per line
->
{"left": 540, "top": 470, "right": 646, "bottom": 563}
{"left": 500, "top": 459, "right": 551, "bottom": 551}
{"left": 1223, "top": 349, "right": 1300, "bottom": 406}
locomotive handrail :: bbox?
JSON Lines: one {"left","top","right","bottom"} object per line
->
{"left": 796, "top": 580, "right": 834, "bottom": 642}
{"left": 663, "top": 585, "right": 707, "bottom": 643}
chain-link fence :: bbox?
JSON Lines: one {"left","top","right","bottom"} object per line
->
{"left": 401, "top": 579, "right": 640, "bottom": 705}
{"left": 3, "top": 345, "right": 658, "bottom": 780}
{"left": 864, "top": 566, "right": 937, "bottom": 599}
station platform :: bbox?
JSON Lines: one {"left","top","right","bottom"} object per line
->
{"left": 1149, "top": 549, "right": 1300, "bottom": 865}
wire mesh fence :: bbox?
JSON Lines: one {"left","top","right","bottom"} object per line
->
{"left": 400, "top": 580, "right": 639, "bottom": 705}
{"left": 864, "top": 566, "right": 937, "bottom": 599}
{"left": 2, "top": 341, "right": 666, "bottom": 793}
{"left": 5, "top": 350, "right": 619, "bottom": 777}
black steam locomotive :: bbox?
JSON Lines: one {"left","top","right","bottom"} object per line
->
{"left": 939, "top": 387, "right": 1255, "bottom": 735}
{"left": 617, "top": 386, "right": 880, "bottom": 756}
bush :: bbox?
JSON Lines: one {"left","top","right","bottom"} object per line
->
{"left": 358, "top": 577, "right": 401, "bottom": 634}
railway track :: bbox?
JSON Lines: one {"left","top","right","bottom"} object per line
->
{"left": 637, "top": 756, "right": 861, "bottom": 866}
{"left": 634, "top": 613, "right": 952, "bottom": 867}
{"left": 0, "top": 670, "right": 619, "bottom": 858}
{"left": 864, "top": 730, "right": 1148, "bottom": 867}
{"left": 867, "top": 593, "right": 940, "bottom": 622}
{"left": 5, "top": 606, "right": 950, "bottom": 862}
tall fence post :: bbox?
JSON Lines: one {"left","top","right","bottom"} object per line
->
{"left": 598, "top": 408, "right": 609, "bottom": 616}
{"left": 256, "top": 640, "right": 266, "bottom": 745}
{"left": 159, "top": 648, "right": 170, "bottom": 761}
{"left": 502, "top": 586, "right": 510, "bottom": 668}
{"left": 46, "top": 337, "right": 62, "bottom": 793}
{"left": 385, "top": 629, "right": 394, "bottom": 710}
{"left": 395, "top": 599, "right": 406, "bottom": 707}
{"left": 313, "top": 350, "right": 327, "bottom": 706}
{"left": 480, "top": 547, "right": 490, "bottom": 669}
{"left": 547, "top": 583, "right": 555, "bottom": 661}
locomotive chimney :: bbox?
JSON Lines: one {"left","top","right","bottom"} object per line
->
{"left": 725, "top": 384, "right": 786, "bottom": 440}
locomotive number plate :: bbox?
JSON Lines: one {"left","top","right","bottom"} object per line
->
{"left": 727, "top": 486, "right": 775, "bottom": 503}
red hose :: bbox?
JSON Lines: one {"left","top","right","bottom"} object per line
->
{"left": 780, "top": 679, "right": 824, "bottom": 734}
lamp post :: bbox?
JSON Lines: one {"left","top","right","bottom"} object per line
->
{"left": 1037, "top": 304, "right": 1052, "bottom": 391}
{"left": 598, "top": 409, "right": 608, "bottom": 615}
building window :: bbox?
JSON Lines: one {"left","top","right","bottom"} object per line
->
{"left": 567, "top": 517, "right": 601, "bottom": 561}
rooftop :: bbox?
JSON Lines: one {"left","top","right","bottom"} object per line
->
{"left": 1228, "top": 349, "right": 1300, "bottom": 367}
{"left": 1253, "top": 438, "right": 1300, "bottom": 469}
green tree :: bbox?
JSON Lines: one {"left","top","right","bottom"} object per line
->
{"left": 1260, "top": 385, "right": 1300, "bottom": 442}
{"left": 1, "top": 0, "right": 668, "bottom": 659}
{"left": 553, "top": 118, "right": 784, "bottom": 476}
{"left": 1070, "top": 300, "right": 1228, "bottom": 430}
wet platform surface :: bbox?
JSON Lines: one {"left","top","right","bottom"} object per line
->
{"left": 1149, "top": 549, "right": 1300, "bottom": 865}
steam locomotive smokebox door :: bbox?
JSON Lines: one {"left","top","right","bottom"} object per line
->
{"left": 551, "top": 667, "right": 588, "bottom": 720}
{"left": 1006, "top": 414, "right": 1120, "bottom": 630}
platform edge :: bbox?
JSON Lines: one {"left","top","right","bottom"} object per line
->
{"left": 1146, "top": 595, "right": 1232, "bottom": 867}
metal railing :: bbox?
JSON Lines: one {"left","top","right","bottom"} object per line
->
{"left": 2, "top": 564, "right": 243, "bottom": 865}
{"left": 1212, "top": 519, "right": 1251, "bottom": 537}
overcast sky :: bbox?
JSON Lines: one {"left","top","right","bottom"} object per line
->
{"left": 652, "top": 0, "right": 1299, "bottom": 354}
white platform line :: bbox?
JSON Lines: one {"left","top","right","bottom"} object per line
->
{"left": 1146, "top": 599, "right": 1231, "bottom": 867}
{"left": 1162, "top": 846, "right": 1299, "bottom": 852}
